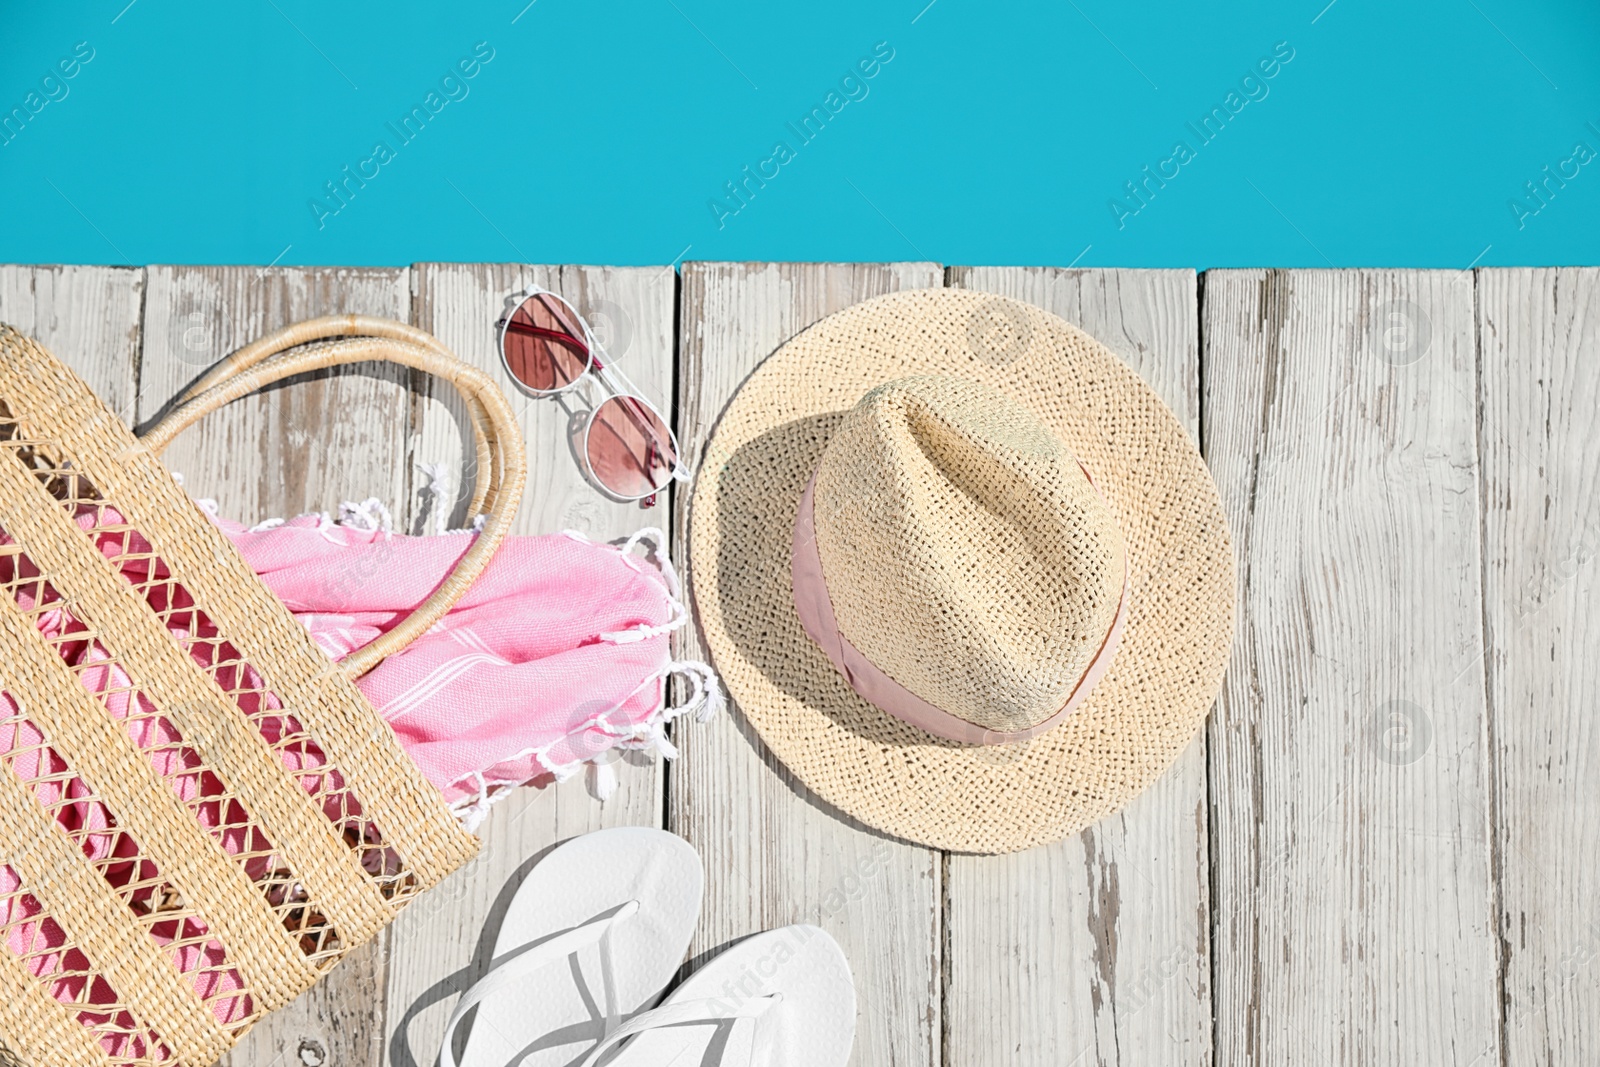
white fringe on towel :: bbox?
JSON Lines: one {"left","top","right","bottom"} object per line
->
{"left": 180, "top": 467, "right": 724, "bottom": 833}
{"left": 446, "top": 531, "right": 725, "bottom": 830}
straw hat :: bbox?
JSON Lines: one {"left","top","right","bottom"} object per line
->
{"left": 689, "top": 288, "right": 1234, "bottom": 853}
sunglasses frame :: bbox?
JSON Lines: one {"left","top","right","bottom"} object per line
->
{"left": 496, "top": 284, "right": 688, "bottom": 504}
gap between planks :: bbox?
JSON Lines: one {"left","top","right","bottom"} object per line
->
{"left": 2, "top": 265, "right": 1595, "bottom": 1067}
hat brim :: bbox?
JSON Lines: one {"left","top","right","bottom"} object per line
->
{"left": 688, "top": 288, "right": 1234, "bottom": 853}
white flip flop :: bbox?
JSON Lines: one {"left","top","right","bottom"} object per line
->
{"left": 573, "top": 924, "right": 856, "bottom": 1067}
{"left": 438, "top": 827, "right": 703, "bottom": 1067}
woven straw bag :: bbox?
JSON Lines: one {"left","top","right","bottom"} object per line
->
{"left": 0, "top": 316, "right": 526, "bottom": 1067}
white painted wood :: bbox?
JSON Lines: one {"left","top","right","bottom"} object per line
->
{"left": 12, "top": 259, "right": 1582, "bottom": 1067}
{"left": 1204, "top": 270, "right": 1499, "bottom": 1065}
{"left": 138, "top": 266, "right": 413, "bottom": 1067}
{"left": 138, "top": 267, "right": 415, "bottom": 522}
{"left": 381, "top": 263, "right": 676, "bottom": 1067}
{"left": 671, "top": 261, "right": 945, "bottom": 1067}
{"left": 943, "top": 267, "right": 1210, "bottom": 1067}
{"left": 0, "top": 264, "right": 143, "bottom": 419}
{"left": 1477, "top": 267, "right": 1600, "bottom": 1067}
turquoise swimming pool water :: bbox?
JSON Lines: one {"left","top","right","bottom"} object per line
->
{"left": 2, "top": 0, "right": 1596, "bottom": 267}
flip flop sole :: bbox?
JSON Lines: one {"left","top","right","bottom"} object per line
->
{"left": 455, "top": 827, "right": 703, "bottom": 1067}
{"left": 606, "top": 924, "right": 856, "bottom": 1067}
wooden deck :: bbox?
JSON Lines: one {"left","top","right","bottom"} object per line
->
{"left": 1, "top": 263, "right": 1595, "bottom": 1067}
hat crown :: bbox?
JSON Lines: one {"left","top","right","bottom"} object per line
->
{"left": 810, "top": 375, "right": 1126, "bottom": 734}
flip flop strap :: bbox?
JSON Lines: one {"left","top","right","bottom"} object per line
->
{"left": 437, "top": 901, "right": 640, "bottom": 1067}
{"left": 574, "top": 995, "right": 781, "bottom": 1067}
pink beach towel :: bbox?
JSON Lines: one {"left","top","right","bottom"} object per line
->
{"left": 218, "top": 502, "right": 721, "bottom": 823}
{"left": 0, "top": 494, "right": 720, "bottom": 1054}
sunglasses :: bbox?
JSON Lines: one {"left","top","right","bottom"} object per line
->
{"left": 497, "top": 285, "right": 686, "bottom": 506}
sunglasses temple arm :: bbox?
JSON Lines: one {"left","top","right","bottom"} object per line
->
{"left": 504, "top": 319, "right": 590, "bottom": 356}
{"left": 622, "top": 396, "right": 680, "bottom": 469}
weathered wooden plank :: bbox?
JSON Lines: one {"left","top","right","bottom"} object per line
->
{"left": 1204, "top": 269, "right": 1499, "bottom": 1065}
{"left": 1478, "top": 267, "right": 1600, "bottom": 1067}
{"left": 11, "top": 258, "right": 1564, "bottom": 1067}
{"left": 137, "top": 267, "right": 415, "bottom": 521}
{"left": 382, "top": 263, "right": 676, "bottom": 1067}
{"left": 943, "top": 267, "right": 1209, "bottom": 1066}
{"left": 138, "top": 266, "right": 413, "bottom": 1067}
{"left": 671, "top": 261, "right": 945, "bottom": 1067}
{"left": 0, "top": 264, "right": 143, "bottom": 418}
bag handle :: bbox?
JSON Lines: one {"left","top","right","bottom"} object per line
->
{"left": 175, "top": 315, "right": 508, "bottom": 521}
{"left": 139, "top": 319, "right": 527, "bottom": 679}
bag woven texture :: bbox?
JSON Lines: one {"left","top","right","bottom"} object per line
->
{"left": 0, "top": 319, "right": 519, "bottom": 1066}
{"left": 689, "top": 287, "right": 1235, "bottom": 854}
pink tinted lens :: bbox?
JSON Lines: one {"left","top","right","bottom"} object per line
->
{"left": 587, "top": 396, "right": 678, "bottom": 499}
{"left": 502, "top": 294, "right": 589, "bottom": 393}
